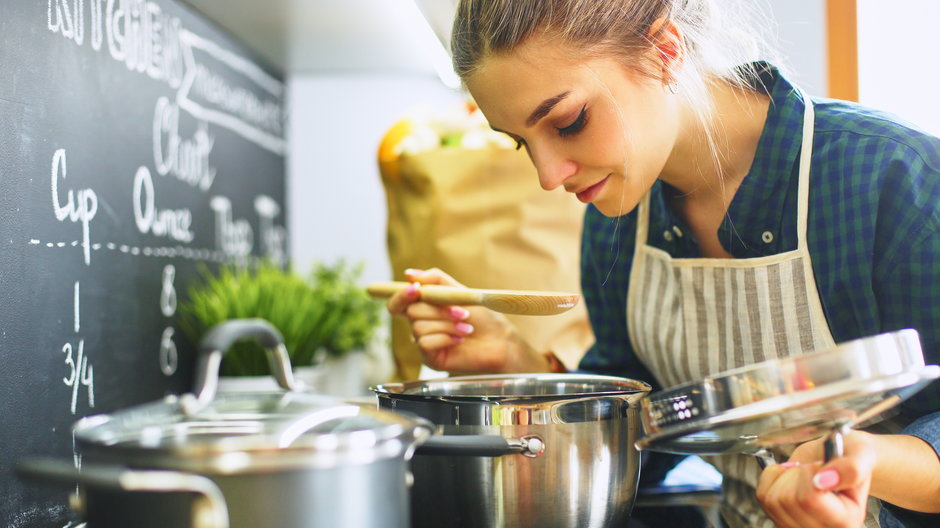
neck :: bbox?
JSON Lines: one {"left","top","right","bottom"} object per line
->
{"left": 659, "top": 80, "right": 771, "bottom": 215}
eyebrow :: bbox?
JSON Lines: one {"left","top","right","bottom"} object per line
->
{"left": 525, "top": 91, "right": 570, "bottom": 127}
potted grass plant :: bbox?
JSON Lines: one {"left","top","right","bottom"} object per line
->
{"left": 179, "top": 260, "right": 383, "bottom": 394}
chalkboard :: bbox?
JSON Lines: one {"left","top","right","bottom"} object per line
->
{"left": 0, "top": 1, "right": 287, "bottom": 526}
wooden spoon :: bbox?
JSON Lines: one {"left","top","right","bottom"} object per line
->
{"left": 366, "top": 281, "right": 580, "bottom": 316}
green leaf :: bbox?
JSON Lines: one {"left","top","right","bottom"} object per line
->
{"left": 178, "top": 259, "right": 381, "bottom": 376}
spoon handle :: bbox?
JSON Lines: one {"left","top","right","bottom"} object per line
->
{"left": 366, "top": 282, "right": 485, "bottom": 306}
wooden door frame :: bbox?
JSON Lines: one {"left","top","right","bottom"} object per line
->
{"left": 827, "top": 0, "right": 859, "bottom": 101}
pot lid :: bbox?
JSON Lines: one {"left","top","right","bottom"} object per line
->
{"left": 73, "top": 320, "right": 430, "bottom": 473}
{"left": 75, "top": 391, "right": 427, "bottom": 473}
{"left": 636, "top": 329, "right": 940, "bottom": 456}
{"left": 374, "top": 373, "right": 651, "bottom": 401}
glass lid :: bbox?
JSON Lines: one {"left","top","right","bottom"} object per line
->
{"left": 74, "top": 391, "right": 417, "bottom": 454}
{"left": 72, "top": 319, "right": 429, "bottom": 472}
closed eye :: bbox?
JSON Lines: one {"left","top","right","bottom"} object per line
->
{"left": 557, "top": 105, "right": 588, "bottom": 137}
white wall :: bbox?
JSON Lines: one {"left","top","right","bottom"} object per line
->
{"left": 858, "top": 0, "right": 940, "bottom": 137}
{"left": 287, "top": 1, "right": 828, "bottom": 279}
{"left": 764, "top": 0, "right": 827, "bottom": 97}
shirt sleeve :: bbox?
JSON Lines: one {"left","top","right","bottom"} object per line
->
{"left": 874, "top": 222, "right": 940, "bottom": 420}
{"left": 879, "top": 412, "right": 940, "bottom": 527}
{"left": 872, "top": 150, "right": 940, "bottom": 527}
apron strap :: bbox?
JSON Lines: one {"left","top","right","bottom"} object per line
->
{"left": 795, "top": 88, "right": 815, "bottom": 250}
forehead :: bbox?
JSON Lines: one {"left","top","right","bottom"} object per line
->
{"left": 465, "top": 40, "right": 635, "bottom": 129}
{"left": 465, "top": 43, "right": 588, "bottom": 125}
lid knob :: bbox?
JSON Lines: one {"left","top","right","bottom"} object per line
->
{"left": 183, "top": 319, "right": 296, "bottom": 416}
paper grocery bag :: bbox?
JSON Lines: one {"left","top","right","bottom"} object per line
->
{"left": 380, "top": 147, "right": 595, "bottom": 381}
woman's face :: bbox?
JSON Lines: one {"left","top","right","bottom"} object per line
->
{"left": 465, "top": 40, "right": 681, "bottom": 217}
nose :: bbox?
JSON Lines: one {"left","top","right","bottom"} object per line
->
{"left": 529, "top": 145, "right": 577, "bottom": 191}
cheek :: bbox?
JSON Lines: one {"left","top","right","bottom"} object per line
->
{"left": 577, "top": 109, "right": 632, "bottom": 169}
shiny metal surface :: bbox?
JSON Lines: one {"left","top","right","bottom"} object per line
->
{"left": 185, "top": 319, "right": 297, "bottom": 416}
{"left": 375, "top": 374, "right": 651, "bottom": 528}
{"left": 75, "top": 319, "right": 431, "bottom": 473}
{"left": 74, "top": 392, "right": 430, "bottom": 473}
{"left": 638, "top": 329, "right": 940, "bottom": 455}
{"left": 36, "top": 319, "right": 432, "bottom": 528}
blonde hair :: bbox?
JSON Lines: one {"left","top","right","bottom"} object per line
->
{"left": 451, "top": 0, "right": 781, "bottom": 106}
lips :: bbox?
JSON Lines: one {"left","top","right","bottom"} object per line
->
{"left": 574, "top": 175, "right": 610, "bottom": 203}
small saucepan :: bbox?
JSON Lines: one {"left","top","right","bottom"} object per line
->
{"left": 19, "top": 319, "right": 432, "bottom": 528}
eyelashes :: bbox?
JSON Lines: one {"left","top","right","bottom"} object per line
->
{"left": 557, "top": 104, "right": 588, "bottom": 137}
{"left": 509, "top": 103, "right": 588, "bottom": 150}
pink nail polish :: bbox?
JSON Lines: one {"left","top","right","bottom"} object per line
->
{"left": 779, "top": 461, "right": 800, "bottom": 469}
{"left": 405, "top": 282, "right": 420, "bottom": 297}
{"left": 405, "top": 268, "right": 424, "bottom": 277}
{"left": 449, "top": 306, "right": 470, "bottom": 320}
{"left": 452, "top": 335, "right": 465, "bottom": 344}
{"left": 455, "top": 322, "right": 474, "bottom": 335}
{"left": 812, "top": 469, "right": 840, "bottom": 490}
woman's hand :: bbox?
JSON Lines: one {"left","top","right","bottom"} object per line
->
{"left": 756, "top": 431, "right": 876, "bottom": 528}
{"left": 385, "top": 268, "right": 550, "bottom": 374}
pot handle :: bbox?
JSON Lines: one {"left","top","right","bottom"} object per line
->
{"left": 416, "top": 434, "right": 545, "bottom": 458}
{"left": 183, "top": 318, "right": 296, "bottom": 415}
{"left": 17, "top": 459, "right": 229, "bottom": 528}
{"left": 753, "top": 427, "right": 847, "bottom": 470}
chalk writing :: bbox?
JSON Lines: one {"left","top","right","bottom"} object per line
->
{"left": 62, "top": 340, "right": 94, "bottom": 414}
{"left": 178, "top": 29, "right": 285, "bottom": 154}
{"left": 255, "top": 195, "right": 286, "bottom": 265}
{"left": 73, "top": 281, "right": 80, "bottom": 333}
{"left": 48, "top": 0, "right": 84, "bottom": 46}
{"left": 210, "top": 196, "right": 253, "bottom": 256}
{"left": 105, "top": 0, "right": 184, "bottom": 86}
{"left": 160, "top": 264, "right": 177, "bottom": 316}
{"left": 51, "top": 149, "right": 98, "bottom": 265}
{"left": 152, "top": 97, "right": 216, "bottom": 191}
{"left": 48, "top": 0, "right": 184, "bottom": 87}
{"left": 133, "top": 166, "right": 194, "bottom": 242}
{"left": 159, "top": 326, "right": 178, "bottom": 376}
{"left": 62, "top": 280, "right": 94, "bottom": 415}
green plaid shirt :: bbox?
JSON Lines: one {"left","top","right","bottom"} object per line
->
{"left": 579, "top": 64, "right": 940, "bottom": 525}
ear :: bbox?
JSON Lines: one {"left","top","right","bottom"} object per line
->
{"left": 647, "top": 17, "right": 685, "bottom": 85}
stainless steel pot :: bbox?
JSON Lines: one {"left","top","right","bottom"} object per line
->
{"left": 373, "top": 374, "right": 651, "bottom": 528}
{"left": 19, "top": 319, "right": 431, "bottom": 528}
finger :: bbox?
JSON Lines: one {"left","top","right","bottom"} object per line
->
{"left": 811, "top": 465, "right": 873, "bottom": 514}
{"left": 406, "top": 302, "right": 470, "bottom": 322}
{"left": 762, "top": 465, "right": 814, "bottom": 528}
{"left": 413, "top": 319, "right": 475, "bottom": 339}
{"left": 421, "top": 343, "right": 498, "bottom": 374}
{"left": 416, "top": 337, "right": 466, "bottom": 370}
{"left": 788, "top": 436, "right": 826, "bottom": 464}
{"left": 405, "top": 267, "right": 466, "bottom": 288}
{"left": 757, "top": 462, "right": 797, "bottom": 503}
{"left": 387, "top": 281, "right": 421, "bottom": 316}
{"left": 789, "top": 464, "right": 865, "bottom": 528}
{"left": 814, "top": 438, "right": 876, "bottom": 493}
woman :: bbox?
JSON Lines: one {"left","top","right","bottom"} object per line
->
{"left": 386, "top": 1, "right": 940, "bottom": 526}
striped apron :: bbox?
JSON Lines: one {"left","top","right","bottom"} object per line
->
{"left": 626, "top": 90, "right": 882, "bottom": 527}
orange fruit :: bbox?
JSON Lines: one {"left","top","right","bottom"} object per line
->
{"left": 378, "top": 119, "right": 414, "bottom": 163}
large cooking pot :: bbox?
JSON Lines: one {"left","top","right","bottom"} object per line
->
{"left": 373, "top": 374, "right": 651, "bottom": 528}
{"left": 19, "top": 319, "right": 431, "bottom": 528}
